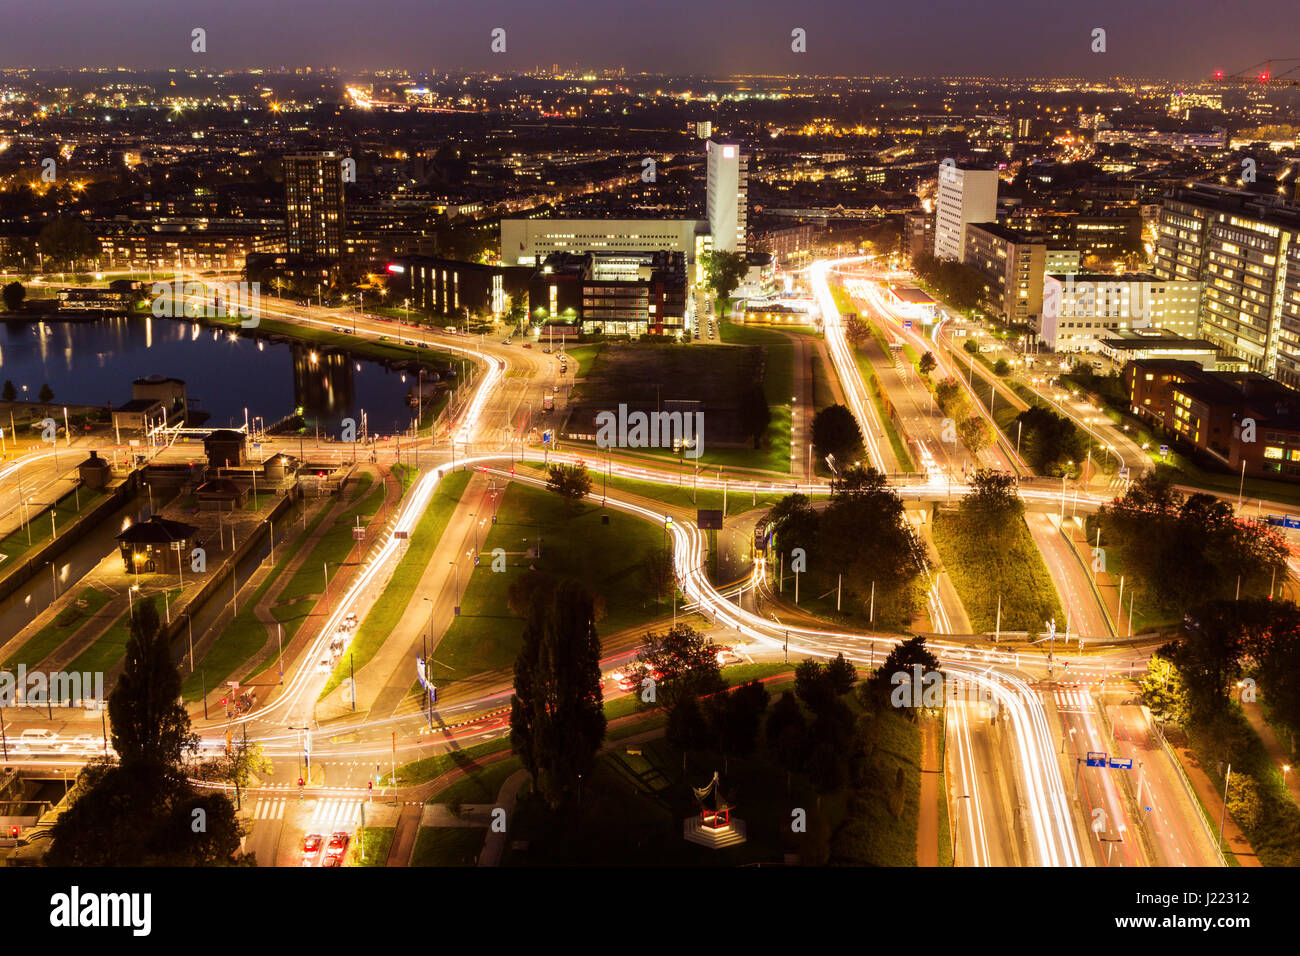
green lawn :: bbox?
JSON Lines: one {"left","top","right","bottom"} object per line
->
{"left": 320, "top": 470, "right": 471, "bottom": 698}
{"left": 3, "top": 587, "right": 112, "bottom": 670}
{"left": 434, "top": 483, "right": 666, "bottom": 683}
{"left": 852, "top": 345, "right": 916, "bottom": 472}
{"left": 520, "top": 463, "right": 798, "bottom": 518}
{"left": 346, "top": 826, "right": 396, "bottom": 866}
{"left": 931, "top": 510, "right": 1064, "bottom": 633}
{"left": 0, "top": 487, "right": 110, "bottom": 571}
{"left": 68, "top": 591, "right": 179, "bottom": 675}
{"left": 410, "top": 827, "right": 485, "bottom": 866}
{"left": 269, "top": 473, "right": 385, "bottom": 638}
{"left": 180, "top": 499, "right": 338, "bottom": 699}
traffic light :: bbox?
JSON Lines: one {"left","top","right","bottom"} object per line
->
{"left": 8, "top": 826, "right": 18, "bottom": 838}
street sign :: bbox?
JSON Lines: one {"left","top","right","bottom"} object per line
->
{"left": 542, "top": 429, "right": 553, "bottom": 445}
{"left": 1159, "top": 444, "right": 1169, "bottom": 457}
{"left": 1108, "top": 757, "right": 1133, "bottom": 770}
{"left": 696, "top": 508, "right": 724, "bottom": 531}
{"left": 352, "top": 527, "right": 366, "bottom": 540}
{"left": 1085, "top": 752, "right": 1108, "bottom": 768}
{"left": 903, "top": 319, "right": 913, "bottom": 330}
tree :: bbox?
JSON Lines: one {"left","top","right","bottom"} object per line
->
{"left": 706, "top": 680, "right": 770, "bottom": 758}
{"left": 2, "top": 380, "right": 14, "bottom": 403}
{"left": 824, "top": 652, "right": 859, "bottom": 695}
{"left": 957, "top": 416, "right": 990, "bottom": 455}
{"left": 960, "top": 468, "right": 1024, "bottom": 535}
{"left": 918, "top": 351, "right": 937, "bottom": 375}
{"left": 738, "top": 382, "right": 771, "bottom": 448}
{"left": 2, "top": 281, "right": 24, "bottom": 311}
{"left": 1015, "top": 405, "right": 1085, "bottom": 477}
{"left": 699, "top": 250, "right": 750, "bottom": 303}
{"left": 47, "top": 596, "right": 244, "bottom": 866}
{"left": 635, "top": 622, "right": 726, "bottom": 714}
{"left": 545, "top": 463, "right": 591, "bottom": 509}
{"left": 38, "top": 383, "right": 53, "bottom": 412}
{"left": 863, "top": 636, "right": 941, "bottom": 716}
{"left": 765, "top": 493, "right": 819, "bottom": 565}
{"left": 37, "top": 218, "right": 97, "bottom": 271}
{"left": 110, "top": 598, "right": 197, "bottom": 774}
{"left": 1164, "top": 602, "right": 1248, "bottom": 718}
{"left": 811, "top": 403, "right": 864, "bottom": 466}
{"left": 666, "top": 694, "right": 711, "bottom": 752}
{"left": 509, "top": 580, "right": 607, "bottom": 810}
{"left": 640, "top": 545, "right": 675, "bottom": 605}
{"left": 1138, "top": 653, "right": 1189, "bottom": 725}
{"left": 831, "top": 464, "right": 890, "bottom": 497}
{"left": 993, "top": 358, "right": 1010, "bottom": 376}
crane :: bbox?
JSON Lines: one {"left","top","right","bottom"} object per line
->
{"left": 1212, "top": 58, "right": 1300, "bottom": 86}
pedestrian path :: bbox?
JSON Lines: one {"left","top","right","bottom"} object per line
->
{"left": 310, "top": 797, "right": 363, "bottom": 829}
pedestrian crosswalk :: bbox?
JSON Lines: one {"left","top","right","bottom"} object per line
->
{"left": 246, "top": 796, "right": 363, "bottom": 826}
{"left": 252, "top": 798, "right": 286, "bottom": 821}
{"left": 1054, "top": 688, "right": 1093, "bottom": 714}
{"left": 311, "top": 798, "right": 362, "bottom": 829}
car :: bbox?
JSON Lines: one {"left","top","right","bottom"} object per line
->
{"left": 522, "top": 343, "right": 532, "bottom": 349}
{"left": 326, "top": 832, "right": 350, "bottom": 861}
{"left": 19, "top": 729, "right": 58, "bottom": 749}
{"left": 403, "top": 339, "right": 416, "bottom": 346}
{"left": 322, "top": 854, "right": 342, "bottom": 867}
{"left": 302, "top": 833, "right": 324, "bottom": 861}
{"left": 69, "top": 735, "right": 101, "bottom": 755}
{"left": 318, "top": 658, "right": 332, "bottom": 674}
{"left": 542, "top": 347, "right": 551, "bottom": 354}
{"left": 552, "top": 384, "right": 559, "bottom": 393}
{"left": 444, "top": 326, "right": 456, "bottom": 334}
{"left": 418, "top": 342, "right": 430, "bottom": 349}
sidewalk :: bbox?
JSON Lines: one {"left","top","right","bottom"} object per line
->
{"left": 1169, "top": 741, "right": 1260, "bottom": 866}
{"left": 918, "top": 716, "right": 940, "bottom": 866}
{"left": 1241, "top": 699, "right": 1299, "bottom": 808}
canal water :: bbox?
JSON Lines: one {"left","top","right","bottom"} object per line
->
{"left": 0, "top": 315, "right": 448, "bottom": 436}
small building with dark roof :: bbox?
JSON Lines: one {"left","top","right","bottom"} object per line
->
{"left": 116, "top": 516, "right": 198, "bottom": 574}
{"left": 78, "top": 451, "right": 112, "bottom": 490}
{"left": 204, "top": 429, "right": 247, "bottom": 468}
{"left": 195, "top": 477, "right": 247, "bottom": 511}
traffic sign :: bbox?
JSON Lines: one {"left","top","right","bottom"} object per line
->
{"left": 1159, "top": 444, "right": 1169, "bottom": 457}
{"left": 1085, "top": 752, "right": 1108, "bottom": 768}
{"left": 1108, "top": 757, "right": 1133, "bottom": 770}
{"left": 352, "top": 527, "right": 366, "bottom": 540}
{"left": 903, "top": 319, "right": 913, "bottom": 330}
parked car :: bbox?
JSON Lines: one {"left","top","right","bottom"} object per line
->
{"left": 302, "top": 833, "right": 324, "bottom": 863}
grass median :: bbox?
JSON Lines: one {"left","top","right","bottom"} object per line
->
{"left": 320, "top": 469, "right": 472, "bottom": 698}
{"left": 930, "top": 509, "right": 1064, "bottom": 633}
{"left": 433, "top": 482, "right": 665, "bottom": 684}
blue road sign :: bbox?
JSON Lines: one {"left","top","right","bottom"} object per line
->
{"left": 542, "top": 429, "right": 553, "bottom": 445}
{"left": 1288, "top": 517, "right": 1300, "bottom": 530}
{"left": 904, "top": 319, "right": 913, "bottom": 330}
{"left": 1159, "top": 444, "right": 1169, "bottom": 457}
{"left": 1085, "top": 752, "right": 1108, "bottom": 768}
{"left": 1108, "top": 757, "right": 1133, "bottom": 770}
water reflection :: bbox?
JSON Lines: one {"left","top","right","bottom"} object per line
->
{"left": 0, "top": 315, "right": 433, "bottom": 434}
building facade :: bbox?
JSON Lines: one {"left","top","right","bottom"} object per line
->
{"left": 283, "top": 151, "right": 346, "bottom": 266}
{"left": 1154, "top": 183, "right": 1300, "bottom": 388}
{"left": 933, "top": 165, "right": 998, "bottom": 261}
{"left": 706, "top": 140, "right": 748, "bottom": 253}
{"left": 1041, "top": 272, "right": 1201, "bottom": 353}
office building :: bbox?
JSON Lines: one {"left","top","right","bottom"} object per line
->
{"left": 283, "top": 151, "right": 346, "bottom": 266}
{"left": 1125, "top": 358, "right": 1300, "bottom": 479}
{"left": 1099, "top": 329, "right": 1219, "bottom": 370}
{"left": 390, "top": 257, "right": 533, "bottom": 319}
{"left": 706, "top": 140, "right": 748, "bottom": 253}
{"left": 500, "top": 218, "right": 706, "bottom": 267}
{"left": 933, "top": 165, "right": 998, "bottom": 261}
{"left": 528, "top": 251, "right": 687, "bottom": 336}
{"left": 1041, "top": 272, "right": 1201, "bottom": 353}
{"left": 963, "top": 223, "right": 1047, "bottom": 329}
{"left": 1154, "top": 183, "right": 1300, "bottom": 389}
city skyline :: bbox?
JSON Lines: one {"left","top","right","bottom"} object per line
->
{"left": 3, "top": 0, "right": 1299, "bottom": 80}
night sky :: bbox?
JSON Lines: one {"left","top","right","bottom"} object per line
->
{"left": 2, "top": 0, "right": 1294, "bottom": 80}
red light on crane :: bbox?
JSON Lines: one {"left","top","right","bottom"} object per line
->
{"left": 1213, "top": 70, "right": 1224, "bottom": 79}
{"left": 1260, "top": 72, "right": 1271, "bottom": 82}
